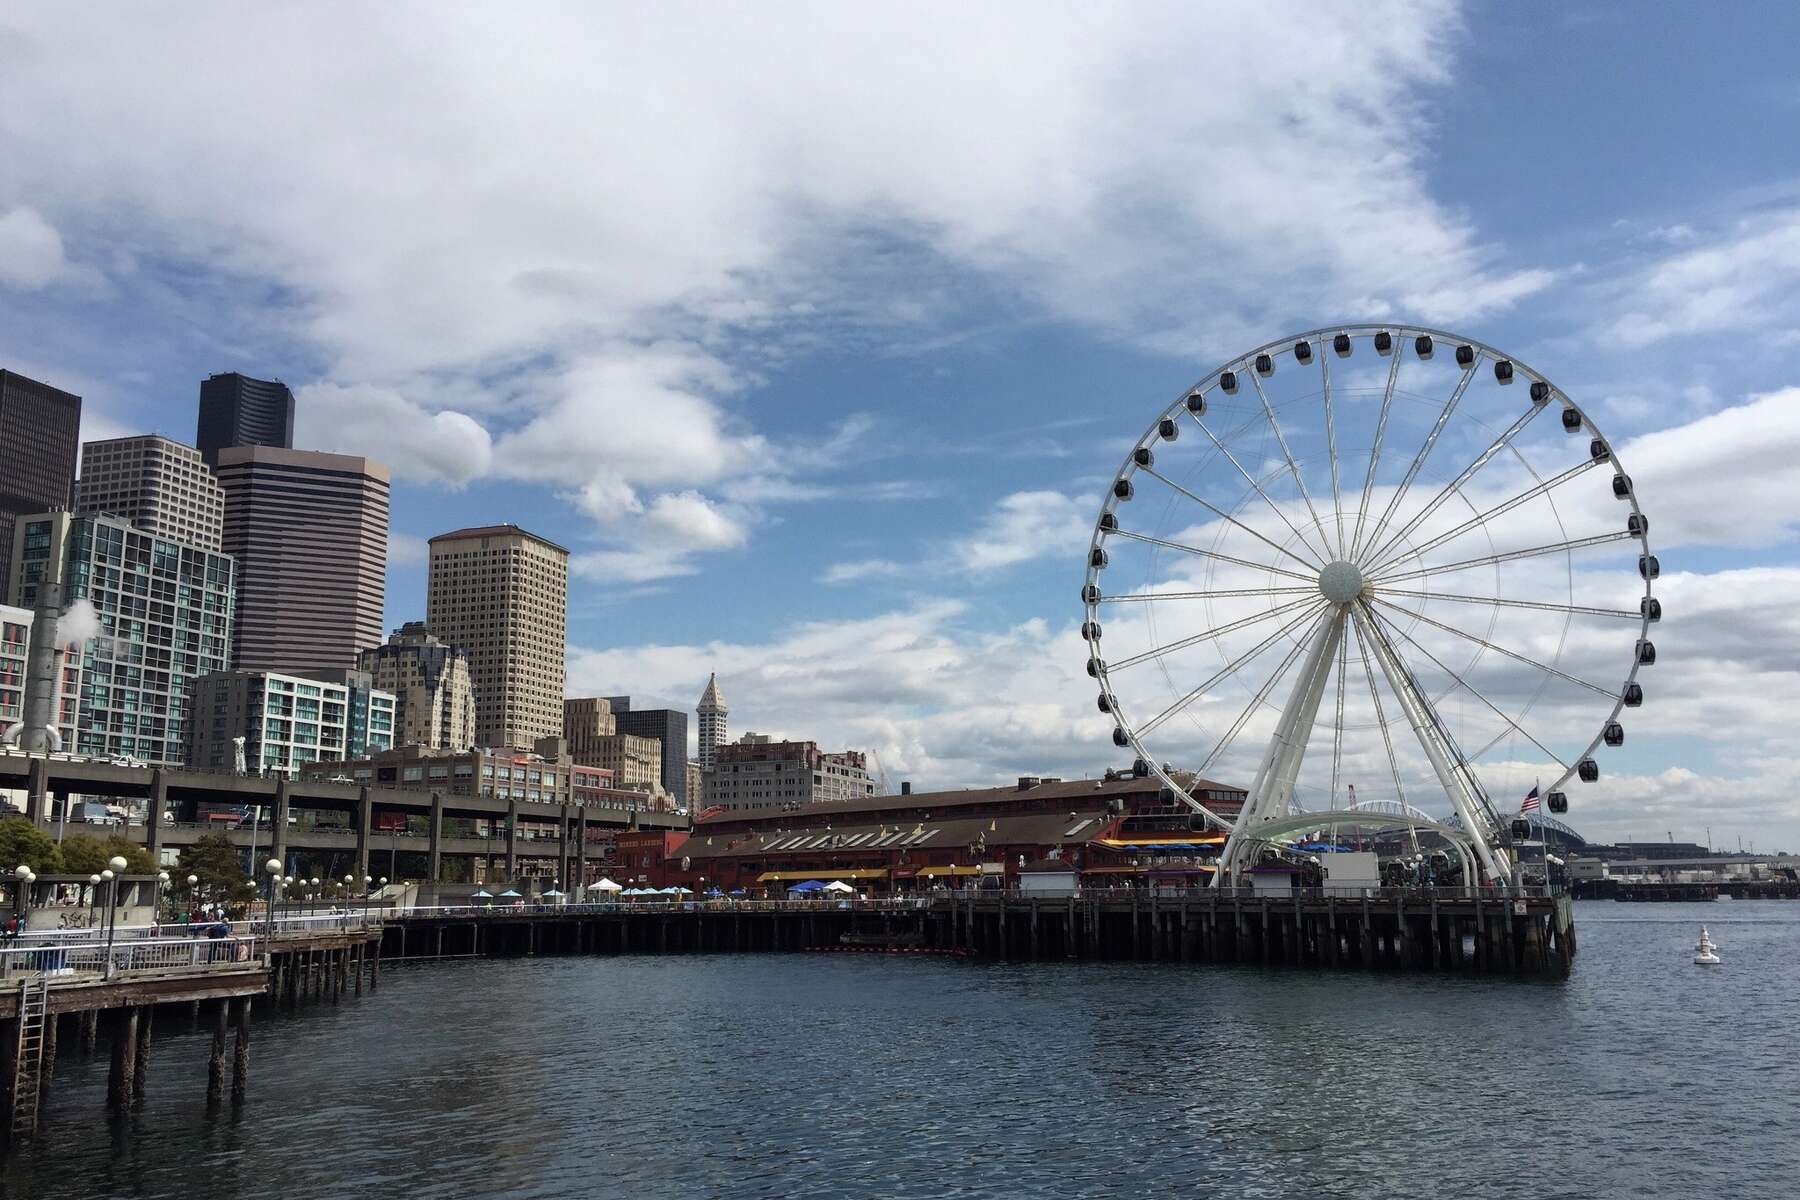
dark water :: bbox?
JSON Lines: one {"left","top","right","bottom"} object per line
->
{"left": 4, "top": 901, "right": 1795, "bottom": 1199}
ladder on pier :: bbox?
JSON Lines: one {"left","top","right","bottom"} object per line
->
{"left": 10, "top": 977, "right": 50, "bottom": 1139}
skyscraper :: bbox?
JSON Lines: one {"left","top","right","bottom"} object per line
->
{"left": 196, "top": 372, "right": 294, "bottom": 466}
{"left": 697, "top": 672, "right": 727, "bottom": 771}
{"left": 75, "top": 434, "right": 225, "bottom": 551}
{"left": 9, "top": 510, "right": 235, "bottom": 766}
{"left": 427, "top": 524, "right": 568, "bottom": 749}
{"left": 357, "top": 622, "right": 476, "bottom": 751}
{"left": 216, "top": 446, "right": 388, "bottom": 672}
{"left": 0, "top": 370, "right": 81, "bottom": 600}
{"left": 603, "top": 695, "right": 691, "bottom": 807}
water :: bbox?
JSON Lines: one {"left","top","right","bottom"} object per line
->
{"left": 5, "top": 901, "right": 1795, "bottom": 1198}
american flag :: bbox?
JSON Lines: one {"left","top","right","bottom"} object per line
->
{"left": 1519, "top": 785, "right": 1540, "bottom": 814}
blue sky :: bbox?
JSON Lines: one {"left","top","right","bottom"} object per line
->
{"left": 3, "top": 2, "right": 1799, "bottom": 846}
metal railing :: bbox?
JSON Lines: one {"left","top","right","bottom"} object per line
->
{"left": 0, "top": 935, "right": 261, "bottom": 980}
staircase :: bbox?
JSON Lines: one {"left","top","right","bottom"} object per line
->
{"left": 10, "top": 977, "right": 50, "bottom": 1139}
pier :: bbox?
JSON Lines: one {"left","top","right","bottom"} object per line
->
{"left": 0, "top": 914, "right": 382, "bottom": 1148}
{"left": 380, "top": 889, "right": 1575, "bottom": 976}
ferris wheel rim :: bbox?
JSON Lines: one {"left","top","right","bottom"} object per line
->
{"left": 1081, "top": 324, "right": 1657, "bottom": 852}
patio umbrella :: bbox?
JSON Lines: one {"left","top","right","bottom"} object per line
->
{"left": 542, "top": 889, "right": 563, "bottom": 898}
{"left": 591, "top": 878, "right": 623, "bottom": 892}
{"left": 472, "top": 889, "right": 493, "bottom": 899}
{"left": 822, "top": 880, "right": 855, "bottom": 894}
{"left": 498, "top": 889, "right": 522, "bottom": 898}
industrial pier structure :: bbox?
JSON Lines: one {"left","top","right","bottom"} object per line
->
{"left": 377, "top": 891, "right": 1575, "bottom": 976}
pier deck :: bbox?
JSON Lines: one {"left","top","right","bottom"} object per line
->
{"left": 380, "top": 890, "right": 1575, "bottom": 976}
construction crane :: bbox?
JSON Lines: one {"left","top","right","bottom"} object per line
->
{"left": 866, "top": 748, "right": 894, "bottom": 796}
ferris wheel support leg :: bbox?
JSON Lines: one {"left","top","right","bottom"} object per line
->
{"left": 1353, "top": 606, "right": 1511, "bottom": 884}
{"left": 1216, "top": 609, "right": 1346, "bottom": 886}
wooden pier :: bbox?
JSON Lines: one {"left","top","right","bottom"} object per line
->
{"left": 380, "top": 891, "right": 1576, "bottom": 976}
{"left": 0, "top": 923, "right": 382, "bottom": 1149}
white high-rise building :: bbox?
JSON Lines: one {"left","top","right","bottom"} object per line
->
{"left": 697, "top": 672, "right": 727, "bottom": 771}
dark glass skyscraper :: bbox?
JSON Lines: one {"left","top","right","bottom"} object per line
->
{"left": 196, "top": 372, "right": 295, "bottom": 466}
{"left": 0, "top": 369, "right": 81, "bottom": 600}
{"left": 604, "top": 696, "right": 691, "bottom": 806}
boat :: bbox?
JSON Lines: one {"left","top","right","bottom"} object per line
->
{"left": 1694, "top": 927, "right": 1720, "bottom": 966}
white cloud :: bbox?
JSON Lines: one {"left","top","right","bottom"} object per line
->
{"left": 948, "top": 490, "right": 1088, "bottom": 571}
{"left": 0, "top": 206, "right": 68, "bottom": 288}
{"left": 387, "top": 531, "right": 429, "bottom": 567}
{"left": 820, "top": 559, "right": 905, "bottom": 585}
{"left": 1618, "top": 388, "right": 1800, "bottom": 548}
{"left": 1605, "top": 208, "right": 1800, "bottom": 346}
{"left": 643, "top": 491, "right": 748, "bottom": 551}
{"left": 296, "top": 382, "right": 492, "bottom": 486}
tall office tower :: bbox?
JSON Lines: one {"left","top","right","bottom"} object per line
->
{"left": 357, "top": 622, "right": 476, "bottom": 751}
{"left": 216, "top": 446, "right": 388, "bottom": 673}
{"left": 603, "top": 695, "right": 691, "bottom": 807}
{"left": 0, "top": 370, "right": 81, "bottom": 600}
{"left": 9, "top": 511, "right": 234, "bottom": 765}
{"left": 195, "top": 372, "right": 294, "bottom": 466}
{"left": 427, "top": 525, "right": 568, "bottom": 750}
{"left": 696, "top": 672, "right": 727, "bottom": 771}
{"left": 75, "top": 434, "right": 225, "bottom": 551}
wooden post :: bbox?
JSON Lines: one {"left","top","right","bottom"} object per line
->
{"left": 107, "top": 1008, "right": 139, "bottom": 1112}
{"left": 80, "top": 1010, "right": 98, "bottom": 1055}
{"left": 40, "top": 1009, "right": 58, "bottom": 1106}
{"left": 131, "top": 1007, "right": 153, "bottom": 1102}
{"left": 354, "top": 943, "right": 364, "bottom": 996}
{"left": 207, "top": 1002, "right": 228, "bottom": 1104}
{"left": 371, "top": 939, "right": 381, "bottom": 992}
{"left": 0, "top": 1013, "right": 19, "bottom": 1140}
{"left": 231, "top": 997, "right": 252, "bottom": 1104}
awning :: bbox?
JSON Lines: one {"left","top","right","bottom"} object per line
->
{"left": 1096, "top": 835, "right": 1228, "bottom": 848}
{"left": 756, "top": 868, "right": 889, "bottom": 882}
{"left": 914, "top": 865, "right": 983, "bottom": 877}
{"left": 1080, "top": 864, "right": 1214, "bottom": 875}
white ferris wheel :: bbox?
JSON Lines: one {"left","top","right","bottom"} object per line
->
{"left": 1082, "top": 326, "right": 1659, "bottom": 885}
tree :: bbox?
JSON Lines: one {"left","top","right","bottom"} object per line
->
{"left": 0, "top": 816, "right": 61, "bottom": 874}
{"left": 60, "top": 833, "right": 157, "bottom": 877}
{"left": 178, "top": 831, "right": 254, "bottom": 908}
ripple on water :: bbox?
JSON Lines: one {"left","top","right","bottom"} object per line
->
{"left": 1, "top": 901, "right": 1793, "bottom": 1199}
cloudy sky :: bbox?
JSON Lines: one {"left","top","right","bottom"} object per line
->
{"left": 3, "top": 3, "right": 1798, "bottom": 847}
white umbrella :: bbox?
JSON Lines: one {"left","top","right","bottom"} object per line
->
{"left": 822, "top": 880, "right": 855, "bottom": 894}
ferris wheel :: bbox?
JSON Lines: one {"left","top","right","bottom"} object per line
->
{"left": 1081, "top": 326, "right": 1658, "bottom": 884}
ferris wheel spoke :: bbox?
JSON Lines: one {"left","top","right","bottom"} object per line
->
{"left": 1187, "top": 412, "right": 1334, "bottom": 565}
{"left": 1363, "top": 458, "right": 1602, "bottom": 576}
{"left": 1137, "top": 466, "right": 1325, "bottom": 572}
{"left": 1365, "top": 595, "right": 1618, "bottom": 699}
{"left": 1106, "top": 530, "right": 1318, "bottom": 585}
{"left": 1320, "top": 348, "right": 1346, "bottom": 559}
{"left": 1347, "top": 347, "right": 1406, "bottom": 559}
{"left": 1356, "top": 358, "right": 1479, "bottom": 569}
{"left": 1358, "top": 401, "right": 1547, "bottom": 571}
{"left": 1349, "top": 616, "right": 1411, "bottom": 809}
{"left": 1369, "top": 529, "right": 1634, "bottom": 586}
{"left": 1098, "top": 586, "right": 1318, "bottom": 605}
{"left": 1136, "top": 600, "right": 1328, "bottom": 738}
{"left": 1105, "top": 595, "right": 1322, "bottom": 671}
{"left": 1196, "top": 612, "right": 1327, "bottom": 773}
{"left": 1366, "top": 585, "right": 1639, "bottom": 620}
{"left": 1247, "top": 369, "right": 1333, "bottom": 560}
{"left": 1364, "top": 604, "right": 1572, "bottom": 771}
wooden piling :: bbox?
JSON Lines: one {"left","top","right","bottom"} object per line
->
{"left": 131, "top": 1007, "right": 152, "bottom": 1102}
{"left": 230, "top": 998, "right": 252, "bottom": 1105}
{"left": 106, "top": 1008, "right": 138, "bottom": 1112}
{"left": 207, "top": 1002, "right": 227, "bottom": 1104}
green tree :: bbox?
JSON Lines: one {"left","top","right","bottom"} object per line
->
{"left": 0, "top": 816, "right": 61, "bottom": 874}
{"left": 59, "top": 833, "right": 156, "bottom": 877}
{"left": 177, "top": 831, "right": 254, "bottom": 908}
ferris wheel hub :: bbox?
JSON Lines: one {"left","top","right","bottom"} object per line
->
{"left": 1317, "top": 559, "right": 1365, "bottom": 605}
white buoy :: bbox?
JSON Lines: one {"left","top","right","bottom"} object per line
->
{"left": 1694, "top": 926, "right": 1720, "bottom": 966}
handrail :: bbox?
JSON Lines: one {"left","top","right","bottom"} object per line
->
{"left": 0, "top": 935, "right": 261, "bottom": 979}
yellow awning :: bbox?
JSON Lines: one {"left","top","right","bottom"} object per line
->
{"left": 914, "top": 865, "right": 984, "bottom": 877}
{"left": 1096, "top": 835, "right": 1227, "bottom": 848}
{"left": 756, "top": 868, "right": 889, "bottom": 882}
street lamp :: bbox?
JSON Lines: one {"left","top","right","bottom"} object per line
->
{"left": 157, "top": 870, "right": 170, "bottom": 924}
{"left": 12, "top": 865, "right": 30, "bottom": 928}
{"left": 310, "top": 877, "right": 321, "bottom": 917}
{"left": 265, "top": 858, "right": 282, "bottom": 937}
{"left": 100, "top": 866, "right": 119, "bottom": 977}
{"left": 88, "top": 874, "right": 101, "bottom": 925}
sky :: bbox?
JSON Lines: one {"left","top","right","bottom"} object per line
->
{"left": 2, "top": 2, "right": 1798, "bottom": 848}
